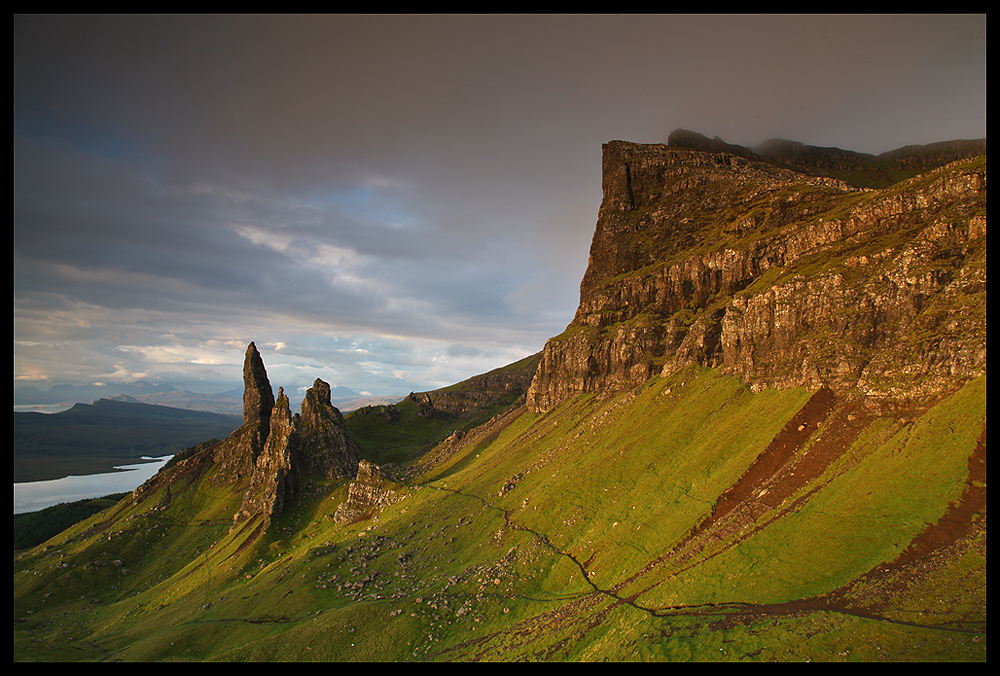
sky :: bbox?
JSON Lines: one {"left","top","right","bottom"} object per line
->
{"left": 13, "top": 14, "right": 987, "bottom": 400}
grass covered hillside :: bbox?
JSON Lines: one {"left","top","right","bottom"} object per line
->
{"left": 13, "top": 365, "right": 985, "bottom": 661}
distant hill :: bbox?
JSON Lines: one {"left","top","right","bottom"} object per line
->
{"left": 15, "top": 382, "right": 403, "bottom": 416}
{"left": 14, "top": 380, "right": 178, "bottom": 408}
{"left": 334, "top": 393, "right": 407, "bottom": 412}
{"left": 13, "top": 398, "right": 242, "bottom": 482}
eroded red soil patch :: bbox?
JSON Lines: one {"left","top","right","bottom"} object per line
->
{"left": 706, "top": 385, "right": 838, "bottom": 526}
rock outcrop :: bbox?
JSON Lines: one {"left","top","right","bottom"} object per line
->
{"left": 232, "top": 377, "right": 361, "bottom": 529}
{"left": 526, "top": 135, "right": 986, "bottom": 413}
{"left": 295, "top": 379, "right": 362, "bottom": 481}
{"left": 333, "top": 459, "right": 401, "bottom": 524}
{"left": 188, "top": 343, "right": 363, "bottom": 529}
{"left": 233, "top": 388, "right": 299, "bottom": 525}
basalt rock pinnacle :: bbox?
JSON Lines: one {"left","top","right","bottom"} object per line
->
{"left": 200, "top": 343, "right": 361, "bottom": 528}
{"left": 210, "top": 342, "right": 275, "bottom": 486}
{"left": 232, "top": 376, "right": 361, "bottom": 529}
{"left": 526, "top": 135, "right": 986, "bottom": 413}
{"left": 243, "top": 341, "right": 275, "bottom": 426}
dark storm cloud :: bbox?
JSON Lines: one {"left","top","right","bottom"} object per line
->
{"left": 13, "top": 14, "right": 986, "bottom": 396}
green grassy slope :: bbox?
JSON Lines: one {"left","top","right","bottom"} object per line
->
{"left": 13, "top": 366, "right": 985, "bottom": 662}
{"left": 345, "top": 353, "right": 541, "bottom": 466}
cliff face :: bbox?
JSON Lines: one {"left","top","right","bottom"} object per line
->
{"left": 526, "top": 137, "right": 986, "bottom": 413}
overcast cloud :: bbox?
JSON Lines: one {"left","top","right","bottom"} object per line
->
{"left": 13, "top": 14, "right": 987, "bottom": 398}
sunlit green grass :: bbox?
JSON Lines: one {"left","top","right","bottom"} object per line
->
{"left": 13, "top": 369, "right": 986, "bottom": 662}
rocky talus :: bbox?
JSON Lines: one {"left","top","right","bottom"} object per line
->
{"left": 526, "top": 138, "right": 986, "bottom": 413}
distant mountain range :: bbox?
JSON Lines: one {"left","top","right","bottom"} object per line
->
{"left": 13, "top": 398, "right": 244, "bottom": 483}
{"left": 14, "top": 381, "right": 405, "bottom": 415}
{"left": 14, "top": 380, "right": 179, "bottom": 407}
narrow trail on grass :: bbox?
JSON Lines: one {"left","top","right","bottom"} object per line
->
{"left": 185, "top": 393, "right": 987, "bottom": 647}
{"left": 424, "top": 386, "right": 987, "bottom": 640}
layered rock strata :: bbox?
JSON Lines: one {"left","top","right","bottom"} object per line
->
{"left": 333, "top": 459, "right": 401, "bottom": 524}
{"left": 526, "top": 138, "right": 986, "bottom": 413}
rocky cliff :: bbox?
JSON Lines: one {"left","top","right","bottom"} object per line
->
{"left": 526, "top": 134, "right": 986, "bottom": 414}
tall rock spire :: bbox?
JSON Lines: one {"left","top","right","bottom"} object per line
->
{"left": 243, "top": 341, "right": 275, "bottom": 426}
{"left": 211, "top": 342, "right": 276, "bottom": 486}
{"left": 234, "top": 387, "right": 297, "bottom": 525}
{"left": 231, "top": 372, "right": 361, "bottom": 530}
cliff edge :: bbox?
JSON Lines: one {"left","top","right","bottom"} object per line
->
{"left": 526, "top": 135, "right": 986, "bottom": 413}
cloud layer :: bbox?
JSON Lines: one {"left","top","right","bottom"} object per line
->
{"left": 14, "top": 14, "right": 986, "bottom": 396}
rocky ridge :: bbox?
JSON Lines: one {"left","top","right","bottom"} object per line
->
{"left": 135, "top": 342, "right": 361, "bottom": 530}
{"left": 229, "top": 346, "right": 361, "bottom": 528}
{"left": 400, "top": 352, "right": 541, "bottom": 419}
{"left": 526, "top": 133, "right": 986, "bottom": 413}
{"left": 670, "top": 127, "right": 988, "bottom": 188}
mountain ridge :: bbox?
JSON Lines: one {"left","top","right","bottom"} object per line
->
{"left": 667, "top": 127, "right": 986, "bottom": 188}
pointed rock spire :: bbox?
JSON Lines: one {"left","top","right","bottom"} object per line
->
{"left": 243, "top": 341, "right": 275, "bottom": 426}
{"left": 210, "top": 342, "right": 275, "bottom": 487}
{"left": 233, "top": 387, "right": 297, "bottom": 525}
